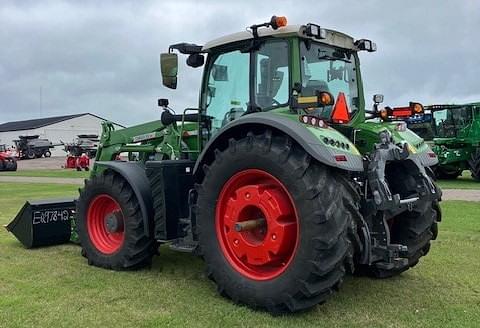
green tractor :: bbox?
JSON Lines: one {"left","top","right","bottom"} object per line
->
{"left": 7, "top": 16, "right": 441, "bottom": 313}
{"left": 427, "top": 103, "right": 480, "bottom": 180}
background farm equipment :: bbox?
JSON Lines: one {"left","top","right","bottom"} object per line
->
{"left": 403, "top": 112, "right": 434, "bottom": 141}
{"left": 62, "top": 134, "right": 97, "bottom": 170}
{"left": 0, "top": 144, "right": 17, "bottom": 171}
{"left": 6, "top": 16, "right": 441, "bottom": 313}
{"left": 401, "top": 103, "right": 480, "bottom": 180}
{"left": 65, "top": 153, "right": 90, "bottom": 171}
{"left": 63, "top": 134, "right": 99, "bottom": 158}
{"left": 14, "top": 135, "right": 54, "bottom": 159}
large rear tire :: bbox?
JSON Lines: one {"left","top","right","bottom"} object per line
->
{"left": 468, "top": 148, "right": 480, "bottom": 181}
{"left": 196, "top": 131, "right": 359, "bottom": 313}
{"left": 76, "top": 172, "right": 155, "bottom": 270}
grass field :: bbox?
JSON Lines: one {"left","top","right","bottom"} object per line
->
{"left": 436, "top": 171, "right": 480, "bottom": 190}
{"left": 0, "top": 182, "right": 479, "bottom": 328}
{"left": 0, "top": 169, "right": 89, "bottom": 179}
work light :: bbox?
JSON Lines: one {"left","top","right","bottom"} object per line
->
{"left": 305, "top": 23, "right": 327, "bottom": 39}
{"left": 355, "top": 39, "right": 377, "bottom": 52}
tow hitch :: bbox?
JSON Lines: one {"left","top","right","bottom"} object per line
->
{"left": 359, "top": 132, "right": 441, "bottom": 269}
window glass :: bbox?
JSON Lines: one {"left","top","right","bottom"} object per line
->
{"left": 205, "top": 50, "right": 249, "bottom": 133}
{"left": 300, "top": 41, "right": 359, "bottom": 118}
{"left": 254, "top": 41, "right": 289, "bottom": 109}
{"left": 433, "top": 106, "right": 473, "bottom": 137}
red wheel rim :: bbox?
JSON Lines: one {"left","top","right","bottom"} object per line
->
{"left": 87, "top": 194, "right": 125, "bottom": 254}
{"left": 216, "top": 169, "right": 299, "bottom": 281}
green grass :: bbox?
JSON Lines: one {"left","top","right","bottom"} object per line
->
{"left": 0, "top": 169, "right": 89, "bottom": 179}
{"left": 436, "top": 171, "right": 480, "bottom": 190}
{"left": 0, "top": 182, "right": 479, "bottom": 328}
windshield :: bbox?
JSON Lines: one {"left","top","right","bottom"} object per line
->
{"left": 300, "top": 41, "right": 359, "bottom": 119}
{"left": 432, "top": 106, "right": 473, "bottom": 137}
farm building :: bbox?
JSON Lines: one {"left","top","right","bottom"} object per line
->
{"left": 0, "top": 113, "right": 125, "bottom": 157}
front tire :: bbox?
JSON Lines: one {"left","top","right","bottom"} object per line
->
{"left": 196, "top": 131, "right": 359, "bottom": 313}
{"left": 368, "top": 163, "right": 439, "bottom": 278}
{"left": 26, "top": 149, "right": 36, "bottom": 159}
{"left": 76, "top": 172, "right": 155, "bottom": 270}
{"left": 369, "top": 203, "right": 438, "bottom": 278}
{"left": 434, "top": 165, "right": 462, "bottom": 180}
{"left": 468, "top": 148, "right": 480, "bottom": 181}
{"left": 6, "top": 158, "right": 17, "bottom": 171}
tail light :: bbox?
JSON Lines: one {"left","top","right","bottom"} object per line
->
{"left": 300, "top": 115, "right": 328, "bottom": 128}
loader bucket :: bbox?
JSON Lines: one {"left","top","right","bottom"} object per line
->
{"left": 5, "top": 198, "right": 76, "bottom": 248}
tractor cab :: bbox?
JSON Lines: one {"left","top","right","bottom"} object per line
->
{"left": 160, "top": 16, "right": 378, "bottom": 141}
{"left": 424, "top": 103, "right": 480, "bottom": 179}
{"left": 429, "top": 103, "right": 479, "bottom": 139}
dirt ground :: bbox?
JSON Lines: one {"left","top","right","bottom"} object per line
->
{"left": 0, "top": 176, "right": 84, "bottom": 184}
{"left": 17, "top": 157, "right": 68, "bottom": 170}
{"left": 16, "top": 157, "right": 93, "bottom": 170}
{"left": 441, "top": 189, "right": 480, "bottom": 202}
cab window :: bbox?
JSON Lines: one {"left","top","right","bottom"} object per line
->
{"left": 254, "top": 40, "right": 289, "bottom": 109}
{"left": 205, "top": 50, "right": 249, "bottom": 133}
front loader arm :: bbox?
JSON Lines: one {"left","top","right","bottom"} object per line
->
{"left": 96, "top": 120, "right": 168, "bottom": 160}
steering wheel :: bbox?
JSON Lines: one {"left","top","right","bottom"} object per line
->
{"left": 271, "top": 99, "right": 281, "bottom": 106}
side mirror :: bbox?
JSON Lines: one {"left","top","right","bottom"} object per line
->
{"left": 186, "top": 53, "right": 204, "bottom": 68}
{"left": 373, "top": 94, "right": 384, "bottom": 104}
{"left": 212, "top": 64, "right": 228, "bottom": 81}
{"left": 160, "top": 53, "right": 178, "bottom": 89}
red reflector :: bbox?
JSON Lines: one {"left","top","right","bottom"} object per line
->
{"left": 391, "top": 106, "right": 412, "bottom": 117}
{"left": 331, "top": 92, "right": 350, "bottom": 123}
{"left": 334, "top": 155, "right": 347, "bottom": 162}
{"left": 428, "top": 152, "right": 437, "bottom": 158}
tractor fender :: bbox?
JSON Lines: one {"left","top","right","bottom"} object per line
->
{"left": 193, "top": 113, "right": 364, "bottom": 178}
{"left": 95, "top": 161, "right": 154, "bottom": 236}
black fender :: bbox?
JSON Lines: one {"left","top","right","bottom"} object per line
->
{"left": 193, "top": 113, "right": 364, "bottom": 178}
{"left": 409, "top": 150, "right": 439, "bottom": 167}
{"left": 95, "top": 161, "right": 153, "bottom": 236}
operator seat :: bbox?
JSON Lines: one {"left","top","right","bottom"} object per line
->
{"left": 302, "top": 80, "right": 330, "bottom": 96}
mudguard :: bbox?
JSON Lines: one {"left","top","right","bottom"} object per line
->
{"left": 193, "top": 112, "right": 364, "bottom": 176}
{"left": 95, "top": 161, "right": 154, "bottom": 236}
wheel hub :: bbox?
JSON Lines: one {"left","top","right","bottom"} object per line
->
{"left": 87, "top": 194, "right": 125, "bottom": 254}
{"left": 216, "top": 169, "right": 298, "bottom": 280}
{"left": 104, "top": 212, "right": 124, "bottom": 233}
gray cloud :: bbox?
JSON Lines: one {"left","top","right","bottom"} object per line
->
{"left": 0, "top": 0, "right": 479, "bottom": 126}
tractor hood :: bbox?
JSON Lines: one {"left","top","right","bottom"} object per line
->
{"left": 354, "top": 121, "right": 438, "bottom": 167}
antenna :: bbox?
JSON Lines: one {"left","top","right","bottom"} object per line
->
{"left": 39, "top": 86, "right": 43, "bottom": 118}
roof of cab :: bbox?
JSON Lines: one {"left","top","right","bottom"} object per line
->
{"left": 202, "top": 24, "right": 358, "bottom": 51}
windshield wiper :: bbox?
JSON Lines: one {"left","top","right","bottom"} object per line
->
{"left": 317, "top": 55, "right": 351, "bottom": 63}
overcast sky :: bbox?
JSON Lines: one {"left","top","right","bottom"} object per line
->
{"left": 0, "top": 0, "right": 478, "bottom": 126}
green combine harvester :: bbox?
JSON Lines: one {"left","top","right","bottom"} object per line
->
{"left": 7, "top": 16, "right": 441, "bottom": 313}
{"left": 426, "top": 103, "right": 480, "bottom": 180}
